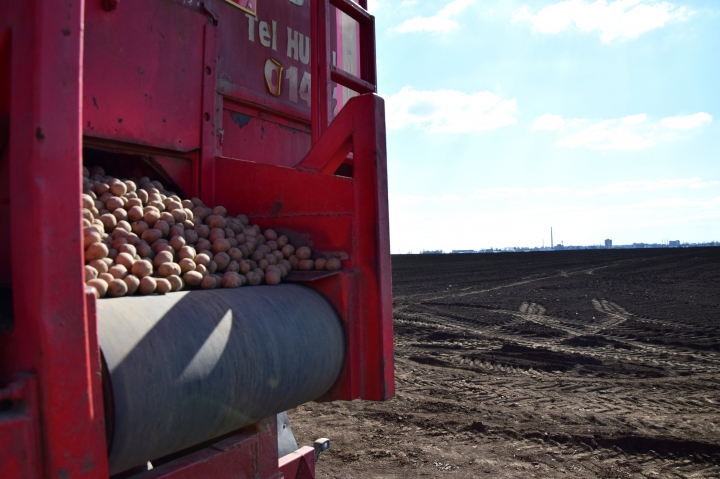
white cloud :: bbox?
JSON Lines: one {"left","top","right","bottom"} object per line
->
{"left": 513, "top": 0, "right": 689, "bottom": 42}
{"left": 386, "top": 86, "right": 518, "bottom": 133}
{"left": 395, "top": 0, "right": 475, "bottom": 33}
{"left": 661, "top": 112, "right": 712, "bottom": 130}
{"left": 533, "top": 112, "right": 712, "bottom": 150}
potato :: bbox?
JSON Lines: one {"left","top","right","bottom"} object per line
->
{"left": 126, "top": 198, "right": 143, "bottom": 209}
{"left": 116, "top": 252, "right": 135, "bottom": 269}
{"left": 265, "top": 266, "right": 282, "bottom": 285}
{"left": 141, "top": 229, "right": 163, "bottom": 244}
{"left": 213, "top": 238, "right": 231, "bottom": 254}
{"left": 160, "top": 212, "right": 175, "bottom": 227}
{"left": 195, "top": 253, "right": 210, "bottom": 266}
{"left": 264, "top": 254, "right": 278, "bottom": 266}
{"left": 326, "top": 257, "right": 341, "bottom": 271}
{"left": 107, "top": 279, "right": 128, "bottom": 298}
{"left": 116, "top": 220, "right": 132, "bottom": 233}
{"left": 212, "top": 205, "right": 227, "bottom": 217}
{"left": 245, "top": 272, "right": 261, "bottom": 286}
{"left": 168, "top": 224, "right": 184, "bottom": 239}
{"left": 178, "top": 258, "right": 196, "bottom": 274}
{"left": 194, "top": 224, "right": 210, "bottom": 238}
{"left": 256, "top": 235, "right": 266, "bottom": 245}
{"left": 127, "top": 205, "right": 143, "bottom": 222}
{"left": 238, "top": 245, "right": 250, "bottom": 259}
{"left": 98, "top": 272, "right": 115, "bottom": 283}
{"left": 132, "top": 220, "right": 149, "bottom": 236}
{"left": 314, "top": 258, "right": 327, "bottom": 270}
{"left": 169, "top": 235, "right": 186, "bottom": 251}
{"left": 108, "top": 248, "right": 118, "bottom": 260}
{"left": 183, "top": 271, "right": 203, "bottom": 287}
{"left": 263, "top": 229, "right": 277, "bottom": 241}
{"left": 192, "top": 206, "right": 209, "bottom": 220}
{"left": 205, "top": 215, "right": 226, "bottom": 229}
{"left": 163, "top": 201, "right": 180, "bottom": 213}
{"left": 105, "top": 196, "right": 124, "bottom": 212}
{"left": 88, "top": 279, "right": 109, "bottom": 298}
{"left": 109, "top": 181, "right": 127, "bottom": 197}
{"left": 158, "top": 262, "right": 181, "bottom": 277}
{"left": 84, "top": 265, "right": 98, "bottom": 282}
{"left": 277, "top": 263, "right": 288, "bottom": 278}
{"left": 82, "top": 194, "right": 94, "bottom": 209}
{"left": 171, "top": 209, "right": 187, "bottom": 223}
{"left": 167, "top": 275, "right": 184, "bottom": 292}
{"left": 138, "top": 276, "right": 157, "bottom": 295}
{"left": 200, "top": 275, "right": 217, "bottom": 290}
{"left": 226, "top": 260, "right": 240, "bottom": 273}
{"left": 181, "top": 199, "right": 194, "bottom": 209}
{"left": 208, "top": 228, "right": 225, "bottom": 242}
{"left": 131, "top": 259, "right": 153, "bottom": 278}
{"left": 237, "top": 214, "right": 249, "bottom": 225}
{"left": 154, "top": 220, "right": 170, "bottom": 238}
{"left": 272, "top": 250, "right": 284, "bottom": 261}
{"left": 244, "top": 228, "right": 257, "bottom": 238}
{"left": 85, "top": 242, "right": 109, "bottom": 261}
{"left": 119, "top": 243, "right": 137, "bottom": 257}
{"left": 143, "top": 207, "right": 161, "bottom": 227}
{"left": 124, "top": 275, "right": 140, "bottom": 295}
{"left": 152, "top": 240, "right": 172, "bottom": 254}
{"left": 197, "top": 263, "right": 209, "bottom": 276}
{"left": 298, "top": 259, "right": 314, "bottom": 271}
{"left": 99, "top": 213, "right": 117, "bottom": 232}
{"left": 136, "top": 189, "right": 149, "bottom": 204}
{"left": 207, "top": 260, "right": 218, "bottom": 274}
{"left": 112, "top": 208, "right": 128, "bottom": 222}
{"left": 248, "top": 260, "right": 258, "bottom": 270}
{"left": 125, "top": 180, "right": 137, "bottom": 193}
{"left": 184, "top": 229, "right": 199, "bottom": 244}
{"left": 155, "top": 278, "right": 172, "bottom": 295}
{"left": 213, "top": 252, "right": 230, "bottom": 271}
{"left": 258, "top": 259, "right": 269, "bottom": 270}
{"left": 84, "top": 229, "right": 102, "bottom": 248}
{"left": 266, "top": 240, "right": 278, "bottom": 251}
{"left": 153, "top": 250, "right": 174, "bottom": 268}
{"left": 109, "top": 264, "right": 128, "bottom": 279}
{"left": 94, "top": 183, "right": 110, "bottom": 195}
{"left": 89, "top": 259, "right": 109, "bottom": 274}
{"left": 82, "top": 218, "right": 92, "bottom": 228}
{"left": 136, "top": 242, "right": 152, "bottom": 258}
{"left": 251, "top": 250, "right": 264, "bottom": 262}
{"left": 83, "top": 166, "right": 90, "bottom": 178}
{"left": 296, "top": 246, "right": 312, "bottom": 260}
{"left": 221, "top": 272, "right": 241, "bottom": 288}
{"left": 196, "top": 238, "right": 211, "bottom": 251}
{"left": 277, "top": 235, "right": 289, "bottom": 248}
{"left": 228, "top": 247, "right": 243, "bottom": 262}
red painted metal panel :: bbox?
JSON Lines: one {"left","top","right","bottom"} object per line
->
{"left": 278, "top": 446, "right": 316, "bottom": 479}
{"left": 83, "top": 0, "right": 207, "bottom": 151}
{"left": 135, "top": 418, "right": 281, "bottom": 479}
{"left": 0, "top": 377, "right": 42, "bottom": 479}
{"left": 0, "top": 1, "right": 109, "bottom": 477}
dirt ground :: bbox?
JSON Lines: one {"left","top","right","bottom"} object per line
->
{"left": 290, "top": 248, "right": 720, "bottom": 478}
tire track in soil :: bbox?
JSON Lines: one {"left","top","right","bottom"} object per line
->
{"left": 290, "top": 249, "right": 720, "bottom": 478}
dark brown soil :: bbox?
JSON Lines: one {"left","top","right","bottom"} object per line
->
{"left": 290, "top": 248, "right": 720, "bottom": 478}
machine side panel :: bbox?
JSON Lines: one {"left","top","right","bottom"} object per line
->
{"left": 0, "top": 0, "right": 109, "bottom": 477}
{"left": 83, "top": 1, "right": 206, "bottom": 151}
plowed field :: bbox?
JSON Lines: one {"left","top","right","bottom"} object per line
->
{"left": 291, "top": 248, "right": 720, "bottom": 478}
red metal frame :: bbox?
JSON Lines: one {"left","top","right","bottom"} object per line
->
{"left": 0, "top": 0, "right": 391, "bottom": 477}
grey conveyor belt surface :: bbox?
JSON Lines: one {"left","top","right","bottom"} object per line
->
{"left": 97, "top": 284, "right": 344, "bottom": 475}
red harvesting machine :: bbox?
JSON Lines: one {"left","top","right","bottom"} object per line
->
{"left": 0, "top": 0, "right": 393, "bottom": 477}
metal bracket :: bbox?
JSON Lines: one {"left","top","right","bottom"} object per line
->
{"left": 313, "top": 438, "right": 330, "bottom": 460}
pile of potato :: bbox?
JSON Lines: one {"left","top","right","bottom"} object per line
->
{"left": 82, "top": 166, "right": 341, "bottom": 298}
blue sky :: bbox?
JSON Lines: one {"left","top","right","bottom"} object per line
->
{"left": 365, "top": 0, "right": 719, "bottom": 252}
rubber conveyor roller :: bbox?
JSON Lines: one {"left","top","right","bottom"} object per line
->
{"left": 97, "top": 284, "right": 345, "bottom": 475}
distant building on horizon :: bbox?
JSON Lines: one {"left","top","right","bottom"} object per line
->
{"left": 605, "top": 239, "right": 612, "bottom": 249}
{"left": 669, "top": 240, "right": 680, "bottom": 247}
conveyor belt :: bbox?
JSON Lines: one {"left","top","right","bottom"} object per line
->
{"left": 98, "top": 284, "right": 344, "bottom": 475}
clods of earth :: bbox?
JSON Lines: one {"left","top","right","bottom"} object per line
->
{"left": 291, "top": 248, "right": 720, "bottom": 478}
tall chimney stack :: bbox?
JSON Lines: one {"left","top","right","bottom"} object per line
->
{"left": 551, "top": 227, "right": 554, "bottom": 249}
